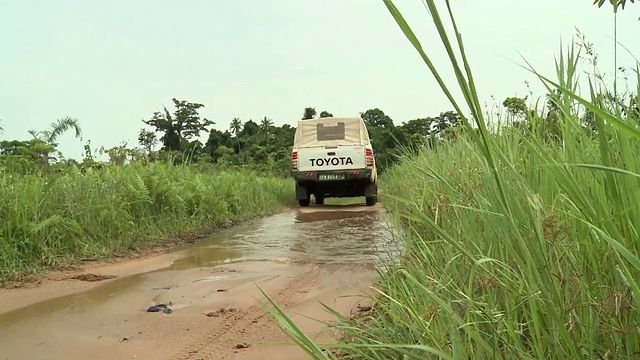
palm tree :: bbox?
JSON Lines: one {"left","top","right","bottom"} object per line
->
{"left": 260, "top": 116, "right": 274, "bottom": 140}
{"left": 302, "top": 107, "right": 316, "bottom": 120}
{"left": 229, "top": 117, "right": 243, "bottom": 153}
{"left": 29, "top": 117, "right": 83, "bottom": 166}
{"left": 229, "top": 117, "right": 243, "bottom": 136}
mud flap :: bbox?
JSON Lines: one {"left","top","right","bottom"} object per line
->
{"left": 364, "top": 181, "right": 377, "bottom": 198}
{"left": 295, "top": 183, "right": 308, "bottom": 200}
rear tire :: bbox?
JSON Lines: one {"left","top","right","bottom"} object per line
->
{"left": 299, "top": 198, "right": 310, "bottom": 207}
{"left": 365, "top": 195, "right": 377, "bottom": 206}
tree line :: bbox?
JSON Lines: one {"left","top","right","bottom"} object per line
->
{"left": 6, "top": 90, "right": 623, "bottom": 175}
{"left": 0, "top": 98, "right": 465, "bottom": 175}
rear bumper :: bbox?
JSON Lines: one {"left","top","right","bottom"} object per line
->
{"left": 292, "top": 168, "right": 373, "bottom": 182}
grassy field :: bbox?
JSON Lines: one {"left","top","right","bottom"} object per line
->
{"left": 0, "top": 162, "right": 295, "bottom": 283}
{"left": 260, "top": 1, "right": 640, "bottom": 359}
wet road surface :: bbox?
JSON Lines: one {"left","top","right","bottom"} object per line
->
{"left": 0, "top": 204, "right": 400, "bottom": 360}
{"left": 170, "top": 204, "right": 399, "bottom": 268}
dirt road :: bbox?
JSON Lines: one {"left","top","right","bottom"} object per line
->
{"left": 0, "top": 203, "right": 398, "bottom": 360}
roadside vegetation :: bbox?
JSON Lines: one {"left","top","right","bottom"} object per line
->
{"left": 261, "top": 0, "right": 640, "bottom": 359}
{"left": 0, "top": 102, "right": 307, "bottom": 283}
{"left": 1, "top": 52, "right": 459, "bottom": 285}
{"left": 0, "top": 164, "right": 294, "bottom": 283}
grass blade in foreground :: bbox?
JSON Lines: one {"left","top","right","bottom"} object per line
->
{"left": 258, "top": 284, "right": 455, "bottom": 360}
{"left": 256, "top": 286, "right": 333, "bottom": 359}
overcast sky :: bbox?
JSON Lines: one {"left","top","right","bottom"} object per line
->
{"left": 1, "top": 0, "right": 638, "bottom": 160}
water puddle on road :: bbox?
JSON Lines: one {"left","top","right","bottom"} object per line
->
{"left": 170, "top": 205, "right": 402, "bottom": 269}
{"left": 0, "top": 205, "right": 402, "bottom": 330}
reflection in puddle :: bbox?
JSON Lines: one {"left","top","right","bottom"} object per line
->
{"left": 168, "top": 246, "right": 245, "bottom": 270}
{"left": 289, "top": 211, "right": 392, "bottom": 264}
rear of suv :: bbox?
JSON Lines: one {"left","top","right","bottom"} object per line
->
{"left": 291, "top": 116, "right": 378, "bottom": 207}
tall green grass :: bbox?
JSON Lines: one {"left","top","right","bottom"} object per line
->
{"left": 0, "top": 162, "right": 295, "bottom": 283}
{"left": 260, "top": 0, "right": 640, "bottom": 359}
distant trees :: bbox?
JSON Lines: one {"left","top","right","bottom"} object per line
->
{"left": 302, "top": 108, "right": 334, "bottom": 120}
{"left": 137, "top": 129, "right": 157, "bottom": 155}
{"left": 260, "top": 116, "right": 274, "bottom": 139}
{"left": 0, "top": 100, "right": 470, "bottom": 174}
{"left": 302, "top": 107, "right": 316, "bottom": 120}
{"left": 27, "top": 117, "right": 83, "bottom": 167}
{"left": 230, "top": 117, "right": 243, "bottom": 136}
{"left": 361, "top": 108, "right": 394, "bottom": 129}
{"left": 142, "top": 98, "right": 214, "bottom": 152}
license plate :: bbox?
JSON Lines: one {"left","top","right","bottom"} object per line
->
{"left": 318, "top": 173, "right": 346, "bottom": 181}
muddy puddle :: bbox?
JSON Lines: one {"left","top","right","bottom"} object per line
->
{"left": 0, "top": 205, "right": 402, "bottom": 334}
{"left": 170, "top": 206, "right": 401, "bottom": 269}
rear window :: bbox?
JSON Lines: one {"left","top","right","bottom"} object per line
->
{"left": 316, "top": 123, "right": 345, "bottom": 141}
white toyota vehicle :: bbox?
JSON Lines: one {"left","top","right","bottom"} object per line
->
{"left": 291, "top": 116, "right": 378, "bottom": 207}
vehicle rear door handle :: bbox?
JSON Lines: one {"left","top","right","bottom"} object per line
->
{"left": 327, "top": 152, "right": 336, "bottom": 156}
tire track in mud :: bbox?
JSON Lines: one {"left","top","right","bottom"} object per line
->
{"left": 169, "top": 266, "right": 320, "bottom": 360}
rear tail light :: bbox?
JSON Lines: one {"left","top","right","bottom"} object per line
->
{"left": 292, "top": 151, "right": 299, "bottom": 171}
{"left": 365, "top": 148, "right": 374, "bottom": 167}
